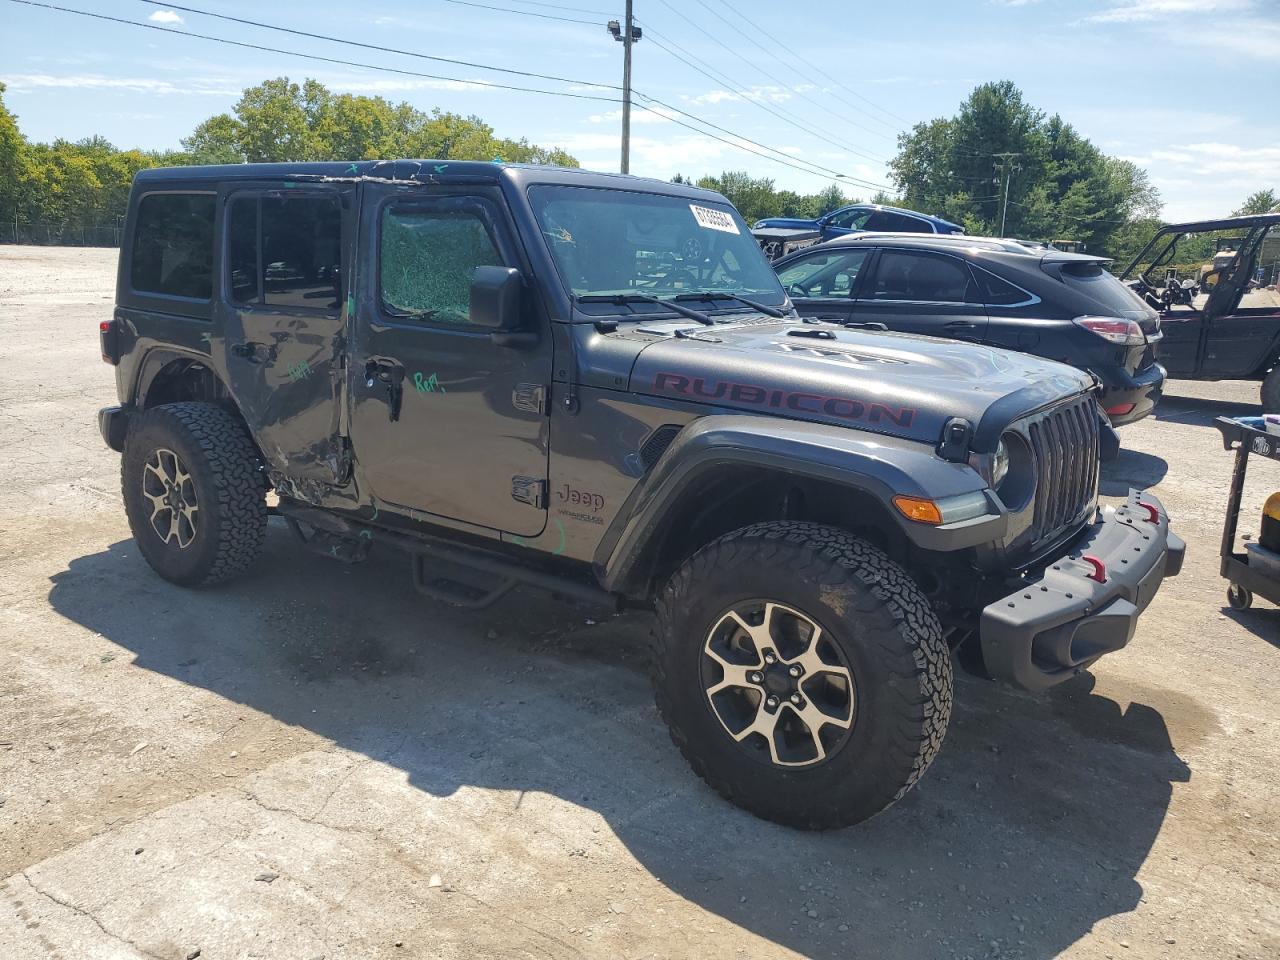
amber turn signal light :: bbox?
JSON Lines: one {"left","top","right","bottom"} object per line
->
{"left": 892, "top": 495, "right": 943, "bottom": 525}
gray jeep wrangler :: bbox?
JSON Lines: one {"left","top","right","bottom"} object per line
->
{"left": 98, "top": 161, "right": 1184, "bottom": 828}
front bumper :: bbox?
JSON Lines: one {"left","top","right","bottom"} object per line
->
{"left": 980, "top": 490, "right": 1184, "bottom": 690}
{"left": 1098, "top": 362, "right": 1165, "bottom": 426}
{"left": 98, "top": 405, "right": 132, "bottom": 452}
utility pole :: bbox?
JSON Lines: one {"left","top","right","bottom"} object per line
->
{"left": 608, "top": 3, "right": 642, "bottom": 174}
{"left": 992, "top": 152, "right": 1022, "bottom": 238}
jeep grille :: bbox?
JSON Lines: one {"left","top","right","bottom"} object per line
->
{"left": 1024, "top": 396, "right": 1100, "bottom": 548}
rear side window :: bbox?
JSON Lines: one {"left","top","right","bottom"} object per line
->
{"left": 380, "top": 199, "right": 504, "bottom": 323}
{"left": 227, "top": 194, "right": 343, "bottom": 312}
{"left": 866, "top": 211, "right": 928, "bottom": 232}
{"left": 972, "top": 265, "right": 1032, "bottom": 306}
{"left": 868, "top": 250, "right": 977, "bottom": 303}
{"left": 130, "top": 193, "right": 216, "bottom": 300}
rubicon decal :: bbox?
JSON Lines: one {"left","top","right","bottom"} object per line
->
{"left": 653, "top": 373, "right": 916, "bottom": 428}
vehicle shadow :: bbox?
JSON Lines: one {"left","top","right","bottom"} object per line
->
{"left": 48, "top": 528, "right": 1192, "bottom": 960}
{"left": 1153, "top": 392, "right": 1260, "bottom": 428}
{"left": 1099, "top": 447, "right": 1169, "bottom": 496}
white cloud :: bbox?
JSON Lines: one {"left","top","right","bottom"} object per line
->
{"left": 1085, "top": 0, "right": 1251, "bottom": 22}
{"left": 588, "top": 106, "right": 680, "bottom": 125}
{"left": 681, "top": 86, "right": 794, "bottom": 107}
{"left": 0, "top": 73, "right": 235, "bottom": 96}
{"left": 147, "top": 10, "right": 184, "bottom": 25}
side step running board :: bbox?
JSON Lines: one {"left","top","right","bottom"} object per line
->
{"left": 276, "top": 499, "right": 618, "bottom": 612}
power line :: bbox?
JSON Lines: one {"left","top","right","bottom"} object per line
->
{"left": 11, "top": 0, "right": 890, "bottom": 189}
{"left": 647, "top": 0, "right": 894, "bottom": 143}
{"left": 635, "top": 104, "right": 887, "bottom": 191}
{"left": 689, "top": 0, "right": 899, "bottom": 136}
{"left": 640, "top": 27, "right": 887, "bottom": 166}
{"left": 9, "top": 0, "right": 621, "bottom": 102}
{"left": 127, "top": 0, "right": 887, "bottom": 188}
{"left": 500, "top": 0, "right": 612, "bottom": 14}
{"left": 435, "top": 0, "right": 599, "bottom": 25}
{"left": 135, "top": 0, "right": 620, "bottom": 91}
{"left": 704, "top": 0, "right": 911, "bottom": 129}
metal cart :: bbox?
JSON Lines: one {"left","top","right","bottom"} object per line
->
{"left": 1214, "top": 416, "right": 1280, "bottom": 610}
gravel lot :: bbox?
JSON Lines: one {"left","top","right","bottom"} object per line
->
{"left": 1, "top": 244, "right": 1276, "bottom": 960}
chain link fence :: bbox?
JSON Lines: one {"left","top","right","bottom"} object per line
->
{"left": 2, "top": 221, "right": 123, "bottom": 247}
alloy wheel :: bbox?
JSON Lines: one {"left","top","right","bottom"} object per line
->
{"left": 141, "top": 447, "right": 199, "bottom": 549}
{"left": 701, "top": 600, "right": 855, "bottom": 767}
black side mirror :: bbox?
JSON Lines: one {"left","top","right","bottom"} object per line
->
{"left": 470, "top": 265, "right": 522, "bottom": 331}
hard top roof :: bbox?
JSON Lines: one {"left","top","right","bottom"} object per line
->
{"left": 133, "top": 159, "right": 726, "bottom": 201}
{"left": 1153, "top": 212, "right": 1280, "bottom": 233}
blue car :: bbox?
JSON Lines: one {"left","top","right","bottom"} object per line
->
{"left": 754, "top": 203, "right": 964, "bottom": 242}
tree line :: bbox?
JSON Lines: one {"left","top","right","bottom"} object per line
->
{"left": 0, "top": 76, "right": 578, "bottom": 239}
{"left": 2, "top": 75, "right": 1274, "bottom": 259}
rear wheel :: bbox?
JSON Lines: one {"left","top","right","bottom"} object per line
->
{"left": 653, "top": 521, "right": 953, "bottom": 829}
{"left": 122, "top": 402, "right": 267, "bottom": 586}
{"left": 1261, "top": 367, "right": 1280, "bottom": 412}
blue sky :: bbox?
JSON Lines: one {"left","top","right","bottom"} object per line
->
{"left": 2, "top": 0, "right": 1277, "bottom": 222}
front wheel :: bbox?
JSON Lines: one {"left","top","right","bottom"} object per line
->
{"left": 653, "top": 521, "right": 953, "bottom": 829}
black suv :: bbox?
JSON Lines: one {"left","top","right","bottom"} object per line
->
{"left": 98, "top": 161, "right": 1182, "bottom": 829}
{"left": 772, "top": 234, "right": 1167, "bottom": 426}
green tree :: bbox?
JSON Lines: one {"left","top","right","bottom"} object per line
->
{"left": 1234, "top": 189, "right": 1279, "bottom": 215}
{"left": 889, "top": 81, "right": 1161, "bottom": 252}
{"left": 0, "top": 83, "right": 31, "bottom": 223}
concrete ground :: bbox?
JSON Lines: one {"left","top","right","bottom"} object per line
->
{"left": 0, "top": 245, "right": 1276, "bottom": 960}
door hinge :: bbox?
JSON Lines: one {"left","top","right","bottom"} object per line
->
{"left": 513, "top": 383, "right": 548, "bottom": 415}
{"left": 511, "top": 476, "right": 547, "bottom": 509}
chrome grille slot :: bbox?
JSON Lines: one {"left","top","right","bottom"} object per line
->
{"left": 1024, "top": 396, "right": 1100, "bottom": 547}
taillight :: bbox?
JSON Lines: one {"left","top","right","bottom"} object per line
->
{"left": 1073, "top": 315, "right": 1145, "bottom": 346}
{"left": 100, "top": 319, "right": 119, "bottom": 365}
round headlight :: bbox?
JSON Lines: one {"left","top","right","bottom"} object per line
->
{"left": 992, "top": 438, "right": 1010, "bottom": 489}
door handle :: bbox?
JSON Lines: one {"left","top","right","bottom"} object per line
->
{"left": 364, "top": 359, "right": 405, "bottom": 422}
{"left": 944, "top": 320, "right": 976, "bottom": 330}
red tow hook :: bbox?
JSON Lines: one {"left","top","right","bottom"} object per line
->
{"left": 1137, "top": 501, "right": 1161, "bottom": 524}
{"left": 1081, "top": 554, "right": 1107, "bottom": 583}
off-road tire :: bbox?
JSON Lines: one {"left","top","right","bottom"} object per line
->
{"left": 1261, "top": 366, "right": 1280, "bottom": 412}
{"left": 122, "top": 402, "right": 267, "bottom": 586}
{"left": 653, "top": 521, "right": 952, "bottom": 829}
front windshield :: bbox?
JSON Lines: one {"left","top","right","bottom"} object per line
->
{"left": 528, "top": 184, "right": 785, "bottom": 311}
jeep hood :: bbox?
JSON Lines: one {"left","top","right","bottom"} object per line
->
{"left": 629, "top": 320, "right": 1093, "bottom": 448}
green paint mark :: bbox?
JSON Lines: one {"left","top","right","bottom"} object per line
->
{"left": 370, "top": 505, "right": 379, "bottom": 521}
{"left": 413, "top": 371, "right": 445, "bottom": 394}
{"left": 510, "top": 535, "right": 525, "bottom": 547}
{"left": 287, "top": 362, "right": 310, "bottom": 382}
{"left": 283, "top": 181, "right": 299, "bottom": 188}
{"left": 552, "top": 518, "right": 566, "bottom": 556}
{"left": 346, "top": 293, "right": 355, "bottom": 317}
{"left": 346, "top": 163, "right": 359, "bottom": 174}
{"left": 359, "top": 529, "right": 372, "bottom": 540}
{"left": 433, "top": 163, "right": 448, "bottom": 174}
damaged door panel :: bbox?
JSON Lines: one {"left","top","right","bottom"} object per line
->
{"left": 217, "top": 183, "right": 355, "bottom": 490}
{"left": 346, "top": 182, "right": 552, "bottom": 536}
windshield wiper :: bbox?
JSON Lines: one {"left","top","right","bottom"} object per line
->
{"left": 575, "top": 293, "right": 714, "bottom": 325}
{"left": 672, "top": 291, "right": 787, "bottom": 318}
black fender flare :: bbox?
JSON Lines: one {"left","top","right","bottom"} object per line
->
{"left": 131, "top": 346, "right": 224, "bottom": 408}
{"left": 595, "top": 415, "right": 1007, "bottom": 596}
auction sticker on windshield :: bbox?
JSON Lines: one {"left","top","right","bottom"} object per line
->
{"left": 690, "top": 204, "right": 740, "bottom": 235}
